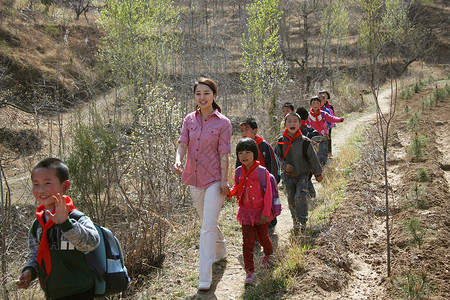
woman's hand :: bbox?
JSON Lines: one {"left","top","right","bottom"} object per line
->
{"left": 219, "top": 181, "right": 229, "bottom": 196}
{"left": 173, "top": 162, "right": 183, "bottom": 175}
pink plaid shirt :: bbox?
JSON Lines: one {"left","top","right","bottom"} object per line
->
{"left": 178, "top": 109, "right": 232, "bottom": 189}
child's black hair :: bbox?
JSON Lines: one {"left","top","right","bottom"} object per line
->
{"left": 319, "top": 90, "right": 330, "bottom": 99}
{"left": 236, "top": 138, "right": 259, "bottom": 161}
{"left": 32, "top": 158, "right": 69, "bottom": 182}
{"left": 285, "top": 112, "right": 301, "bottom": 123}
{"left": 282, "top": 102, "right": 294, "bottom": 111}
{"left": 310, "top": 96, "right": 321, "bottom": 105}
{"left": 240, "top": 118, "right": 258, "bottom": 130}
{"left": 296, "top": 107, "right": 309, "bottom": 120}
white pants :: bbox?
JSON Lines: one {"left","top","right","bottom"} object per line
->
{"left": 190, "top": 182, "right": 227, "bottom": 285}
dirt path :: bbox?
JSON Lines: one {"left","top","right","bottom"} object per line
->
{"left": 204, "top": 90, "right": 393, "bottom": 299}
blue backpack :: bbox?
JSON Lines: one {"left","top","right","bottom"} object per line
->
{"left": 235, "top": 166, "right": 282, "bottom": 217}
{"left": 70, "top": 210, "right": 130, "bottom": 297}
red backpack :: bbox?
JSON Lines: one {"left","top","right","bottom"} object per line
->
{"left": 235, "top": 166, "right": 282, "bottom": 217}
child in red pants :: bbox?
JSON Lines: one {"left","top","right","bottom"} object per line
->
{"left": 228, "top": 138, "right": 273, "bottom": 284}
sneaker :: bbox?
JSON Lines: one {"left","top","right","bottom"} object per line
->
{"left": 198, "top": 281, "right": 211, "bottom": 291}
{"left": 244, "top": 272, "right": 255, "bottom": 284}
{"left": 261, "top": 256, "right": 271, "bottom": 268}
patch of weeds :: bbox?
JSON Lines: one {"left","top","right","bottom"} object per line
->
{"left": 406, "top": 112, "right": 420, "bottom": 130}
{"left": 403, "top": 105, "right": 410, "bottom": 115}
{"left": 420, "top": 96, "right": 426, "bottom": 111}
{"left": 405, "top": 184, "right": 427, "bottom": 209}
{"left": 432, "top": 85, "right": 448, "bottom": 102}
{"left": 44, "top": 24, "right": 60, "bottom": 36}
{"left": 445, "top": 83, "right": 450, "bottom": 95}
{"left": 426, "top": 97, "right": 434, "bottom": 109}
{"left": 402, "top": 217, "right": 426, "bottom": 248}
{"left": 407, "top": 132, "right": 427, "bottom": 162}
{"left": 414, "top": 80, "right": 425, "bottom": 93}
{"left": 427, "top": 76, "right": 434, "bottom": 84}
{"left": 400, "top": 87, "right": 412, "bottom": 99}
{"left": 415, "top": 168, "right": 430, "bottom": 182}
{"left": 394, "top": 269, "right": 431, "bottom": 300}
{"left": 242, "top": 242, "right": 308, "bottom": 299}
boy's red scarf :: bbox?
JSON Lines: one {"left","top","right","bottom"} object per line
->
{"left": 309, "top": 108, "right": 322, "bottom": 119}
{"left": 277, "top": 129, "right": 302, "bottom": 159}
{"left": 254, "top": 135, "right": 263, "bottom": 146}
{"left": 36, "top": 195, "right": 76, "bottom": 286}
{"left": 300, "top": 120, "right": 308, "bottom": 127}
{"left": 228, "top": 161, "right": 260, "bottom": 199}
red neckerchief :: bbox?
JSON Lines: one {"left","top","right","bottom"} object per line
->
{"left": 277, "top": 129, "right": 303, "bottom": 159}
{"left": 36, "top": 195, "right": 76, "bottom": 286}
{"left": 300, "top": 120, "right": 308, "bottom": 127}
{"left": 228, "top": 161, "right": 260, "bottom": 199}
{"left": 310, "top": 108, "right": 322, "bottom": 118}
{"left": 254, "top": 135, "right": 263, "bottom": 146}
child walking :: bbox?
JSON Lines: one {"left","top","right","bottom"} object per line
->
{"left": 17, "top": 158, "right": 100, "bottom": 300}
{"left": 228, "top": 138, "right": 273, "bottom": 284}
{"left": 276, "top": 113, "right": 323, "bottom": 233}
{"left": 308, "top": 96, "right": 344, "bottom": 166}
{"left": 238, "top": 117, "right": 280, "bottom": 234}
{"left": 280, "top": 102, "right": 295, "bottom": 134}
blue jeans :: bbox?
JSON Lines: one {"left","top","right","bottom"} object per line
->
{"left": 282, "top": 174, "right": 310, "bottom": 225}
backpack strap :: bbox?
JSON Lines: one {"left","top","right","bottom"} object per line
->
{"left": 257, "top": 166, "right": 266, "bottom": 191}
{"left": 235, "top": 167, "right": 242, "bottom": 184}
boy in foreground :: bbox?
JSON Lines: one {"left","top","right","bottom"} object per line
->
{"left": 17, "top": 158, "right": 100, "bottom": 300}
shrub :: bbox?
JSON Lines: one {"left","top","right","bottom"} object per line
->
{"left": 395, "top": 269, "right": 431, "bottom": 300}
{"left": 415, "top": 168, "right": 430, "bottom": 182}
{"left": 405, "top": 184, "right": 427, "bottom": 209}
{"left": 400, "top": 87, "right": 412, "bottom": 99}
{"left": 402, "top": 217, "right": 426, "bottom": 248}
{"left": 407, "top": 132, "right": 427, "bottom": 161}
{"left": 433, "top": 85, "right": 448, "bottom": 102}
{"left": 406, "top": 112, "right": 420, "bottom": 130}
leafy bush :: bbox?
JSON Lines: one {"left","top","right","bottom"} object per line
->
{"left": 407, "top": 132, "right": 427, "bottom": 161}
{"left": 406, "top": 112, "right": 420, "bottom": 130}
{"left": 402, "top": 217, "right": 426, "bottom": 248}
{"left": 433, "top": 85, "right": 448, "bottom": 102}
{"left": 395, "top": 269, "right": 431, "bottom": 300}
{"left": 65, "top": 108, "right": 121, "bottom": 223}
{"left": 400, "top": 87, "right": 412, "bottom": 99}
{"left": 405, "top": 184, "right": 427, "bottom": 209}
{"left": 415, "top": 168, "right": 430, "bottom": 182}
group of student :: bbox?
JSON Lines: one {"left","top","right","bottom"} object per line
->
{"left": 17, "top": 77, "right": 344, "bottom": 299}
{"left": 173, "top": 77, "right": 344, "bottom": 289}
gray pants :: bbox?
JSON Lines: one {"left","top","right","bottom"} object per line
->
{"left": 282, "top": 174, "right": 310, "bottom": 225}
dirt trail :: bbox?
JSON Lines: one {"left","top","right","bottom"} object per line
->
{"left": 205, "top": 90, "right": 393, "bottom": 299}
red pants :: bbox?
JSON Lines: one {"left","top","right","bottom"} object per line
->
{"left": 242, "top": 223, "right": 273, "bottom": 272}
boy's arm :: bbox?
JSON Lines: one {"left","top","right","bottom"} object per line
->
{"left": 323, "top": 112, "right": 344, "bottom": 123}
{"left": 58, "top": 215, "right": 100, "bottom": 252}
{"left": 21, "top": 226, "right": 40, "bottom": 281}
{"left": 306, "top": 142, "right": 323, "bottom": 176}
